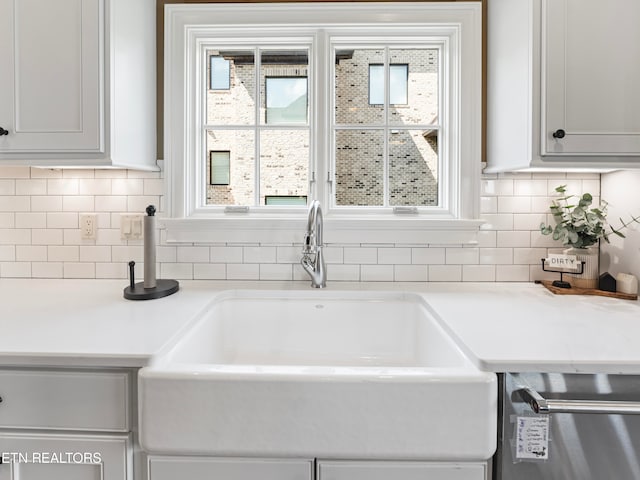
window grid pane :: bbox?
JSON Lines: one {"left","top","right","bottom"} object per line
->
{"left": 204, "top": 47, "right": 310, "bottom": 207}
{"left": 209, "top": 150, "right": 230, "bottom": 185}
{"left": 334, "top": 46, "right": 440, "bottom": 208}
{"left": 210, "top": 56, "right": 230, "bottom": 90}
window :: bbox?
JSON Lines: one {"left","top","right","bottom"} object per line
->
{"left": 209, "top": 56, "right": 230, "bottom": 90}
{"left": 164, "top": 3, "right": 482, "bottom": 244}
{"left": 265, "top": 195, "right": 308, "bottom": 206}
{"left": 369, "top": 64, "right": 408, "bottom": 105}
{"left": 266, "top": 77, "right": 308, "bottom": 124}
{"left": 209, "top": 151, "right": 230, "bottom": 185}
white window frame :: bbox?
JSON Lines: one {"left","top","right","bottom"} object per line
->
{"left": 163, "top": 3, "right": 483, "bottom": 245}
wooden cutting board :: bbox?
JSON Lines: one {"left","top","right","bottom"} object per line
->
{"left": 538, "top": 280, "right": 638, "bottom": 301}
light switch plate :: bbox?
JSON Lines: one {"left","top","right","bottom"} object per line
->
{"left": 121, "top": 214, "right": 144, "bottom": 240}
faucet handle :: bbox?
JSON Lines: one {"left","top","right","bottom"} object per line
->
{"left": 302, "top": 232, "right": 315, "bottom": 254}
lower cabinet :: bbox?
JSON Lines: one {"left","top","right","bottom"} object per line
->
{"left": 0, "top": 433, "right": 131, "bottom": 480}
{"left": 317, "top": 461, "right": 487, "bottom": 480}
{"left": 147, "top": 456, "right": 313, "bottom": 480}
{"left": 0, "top": 368, "right": 133, "bottom": 480}
{"left": 146, "top": 457, "right": 487, "bottom": 480}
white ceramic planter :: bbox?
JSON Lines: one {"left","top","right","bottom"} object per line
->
{"left": 565, "top": 246, "right": 599, "bottom": 289}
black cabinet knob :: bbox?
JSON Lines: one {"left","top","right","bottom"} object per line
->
{"left": 0, "top": 127, "right": 9, "bottom": 136}
{"left": 552, "top": 129, "right": 566, "bottom": 139}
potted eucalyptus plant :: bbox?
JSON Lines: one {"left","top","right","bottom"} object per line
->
{"left": 540, "top": 185, "right": 639, "bottom": 288}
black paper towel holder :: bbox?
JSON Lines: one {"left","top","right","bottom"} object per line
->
{"left": 124, "top": 205, "right": 179, "bottom": 300}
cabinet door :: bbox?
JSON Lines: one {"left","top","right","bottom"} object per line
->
{"left": 0, "top": 0, "right": 102, "bottom": 154}
{"left": 0, "top": 433, "right": 130, "bottom": 480}
{"left": 542, "top": 0, "right": 640, "bottom": 156}
{"left": 317, "top": 461, "right": 486, "bottom": 480}
{"left": 148, "top": 456, "right": 313, "bottom": 480}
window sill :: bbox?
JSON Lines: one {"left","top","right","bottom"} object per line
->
{"left": 161, "top": 216, "right": 484, "bottom": 245}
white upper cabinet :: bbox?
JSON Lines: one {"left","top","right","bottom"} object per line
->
{"left": 0, "top": 0, "right": 157, "bottom": 170}
{"left": 487, "top": 0, "right": 640, "bottom": 171}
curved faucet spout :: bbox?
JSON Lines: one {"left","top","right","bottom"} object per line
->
{"left": 301, "top": 200, "right": 326, "bottom": 288}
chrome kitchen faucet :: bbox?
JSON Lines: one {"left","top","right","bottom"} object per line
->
{"left": 301, "top": 200, "right": 326, "bottom": 288}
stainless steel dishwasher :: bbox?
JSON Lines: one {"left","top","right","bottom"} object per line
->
{"left": 494, "top": 373, "right": 640, "bottom": 480}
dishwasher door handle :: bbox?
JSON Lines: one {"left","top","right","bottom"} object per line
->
{"left": 517, "top": 387, "right": 640, "bottom": 415}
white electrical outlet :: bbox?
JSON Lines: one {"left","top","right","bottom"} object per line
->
{"left": 80, "top": 214, "right": 97, "bottom": 240}
{"left": 121, "top": 214, "right": 144, "bottom": 240}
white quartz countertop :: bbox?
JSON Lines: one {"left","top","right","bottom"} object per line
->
{"left": 0, "top": 279, "right": 638, "bottom": 373}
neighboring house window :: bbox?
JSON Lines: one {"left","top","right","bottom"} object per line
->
{"left": 209, "top": 151, "right": 230, "bottom": 185}
{"left": 368, "top": 64, "right": 408, "bottom": 105}
{"left": 265, "top": 77, "right": 308, "bottom": 124}
{"left": 164, "top": 3, "right": 482, "bottom": 244}
{"left": 210, "top": 56, "right": 230, "bottom": 90}
{"left": 265, "top": 195, "right": 308, "bottom": 206}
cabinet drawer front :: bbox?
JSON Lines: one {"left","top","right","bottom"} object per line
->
{"left": 0, "top": 370, "right": 129, "bottom": 432}
{"left": 317, "top": 461, "right": 486, "bottom": 480}
{"left": 148, "top": 456, "right": 313, "bottom": 480}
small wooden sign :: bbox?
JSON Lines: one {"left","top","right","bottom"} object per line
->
{"left": 546, "top": 253, "right": 579, "bottom": 272}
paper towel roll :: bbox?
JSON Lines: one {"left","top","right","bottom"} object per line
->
{"left": 144, "top": 205, "right": 156, "bottom": 289}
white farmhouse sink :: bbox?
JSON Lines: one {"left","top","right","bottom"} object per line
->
{"left": 139, "top": 290, "right": 496, "bottom": 460}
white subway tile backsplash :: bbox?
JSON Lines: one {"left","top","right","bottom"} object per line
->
{"left": 80, "top": 246, "right": 112, "bottom": 263}
{"left": 496, "top": 265, "right": 530, "bottom": 282}
{"left": 46, "top": 213, "right": 78, "bottom": 229}
{"left": 79, "top": 179, "right": 111, "bottom": 195}
{"left": 0, "top": 169, "right": 600, "bottom": 281}
{"left": 0, "top": 229, "right": 30, "bottom": 245}
{"left": 95, "top": 195, "right": 127, "bottom": 212}
{"left": 497, "top": 196, "right": 532, "bottom": 213}
{"left": 344, "top": 247, "right": 377, "bottom": 264}
{"left": 64, "top": 262, "right": 96, "bottom": 279}
{"left": 0, "top": 262, "right": 31, "bottom": 277}
{"left": 32, "top": 262, "right": 63, "bottom": 278}
{"left": 30, "top": 168, "right": 62, "bottom": 179}
{"left": 378, "top": 247, "right": 411, "bottom": 265}
{"left": 47, "top": 179, "right": 79, "bottom": 195}
{"left": 63, "top": 196, "right": 94, "bottom": 212}
{"left": 0, "top": 213, "right": 14, "bottom": 228}
{"left": 160, "top": 262, "right": 193, "bottom": 280}
{"left": 32, "top": 195, "right": 62, "bottom": 212}
{"left": 260, "top": 263, "right": 293, "bottom": 281}
{"left": 48, "top": 246, "right": 79, "bottom": 262}
{"left": 244, "top": 246, "right": 276, "bottom": 264}
{"left": 428, "top": 265, "right": 462, "bottom": 282}
{"left": 0, "top": 196, "right": 30, "bottom": 212}
{"left": 480, "top": 214, "right": 514, "bottom": 231}
{"left": 361, "top": 264, "right": 394, "bottom": 282}
{"left": 32, "top": 229, "right": 63, "bottom": 246}
{"left": 497, "top": 231, "right": 530, "bottom": 248}
{"left": 462, "top": 265, "right": 496, "bottom": 282}
{"left": 112, "top": 178, "right": 144, "bottom": 195}
{"left": 15, "top": 213, "right": 46, "bottom": 229}
{"left": 16, "top": 246, "right": 47, "bottom": 262}
{"left": 0, "top": 246, "right": 15, "bottom": 261}
{"left": 177, "top": 246, "right": 210, "bottom": 263}
{"left": 96, "top": 262, "right": 127, "bottom": 279}
{"left": 226, "top": 263, "right": 259, "bottom": 280}
{"left": 394, "top": 265, "right": 428, "bottom": 282}
{"left": 322, "top": 264, "right": 360, "bottom": 282}
{"left": 15, "top": 179, "right": 47, "bottom": 195}
{"left": 479, "top": 248, "right": 513, "bottom": 265}
{"left": 0, "top": 180, "right": 15, "bottom": 195}
{"left": 0, "top": 167, "right": 30, "bottom": 178}
{"left": 412, "top": 247, "right": 446, "bottom": 264}
{"left": 210, "top": 246, "right": 243, "bottom": 263}
{"left": 194, "top": 263, "right": 226, "bottom": 280}
{"left": 446, "top": 247, "right": 479, "bottom": 265}
{"left": 62, "top": 169, "right": 95, "bottom": 179}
